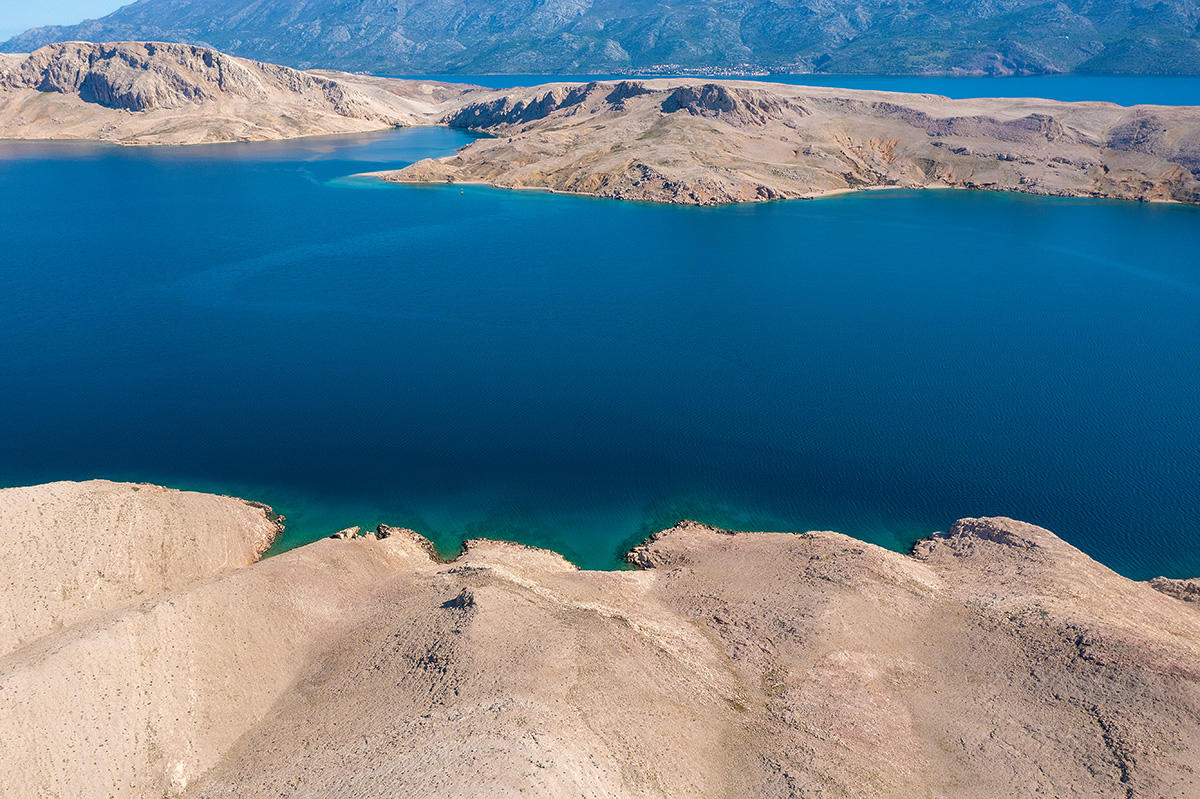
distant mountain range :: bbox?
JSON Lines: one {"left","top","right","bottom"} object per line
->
{"left": 3, "top": 0, "right": 1200, "bottom": 76}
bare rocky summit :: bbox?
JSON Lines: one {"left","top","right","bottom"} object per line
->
{"left": 0, "top": 41, "right": 477, "bottom": 144}
{"left": 381, "top": 78, "right": 1200, "bottom": 205}
{"left": 1151, "top": 576, "right": 1200, "bottom": 605}
{"left": 1, "top": 481, "right": 1199, "bottom": 797}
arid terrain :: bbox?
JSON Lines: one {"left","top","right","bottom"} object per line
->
{"left": 1, "top": 480, "right": 1198, "bottom": 798}
{"left": 381, "top": 79, "right": 1200, "bottom": 205}
{"left": 2, "top": 42, "right": 1199, "bottom": 206}
{"left": 0, "top": 42, "right": 477, "bottom": 144}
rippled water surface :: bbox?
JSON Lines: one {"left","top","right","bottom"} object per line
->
{"left": 1, "top": 124, "right": 1198, "bottom": 578}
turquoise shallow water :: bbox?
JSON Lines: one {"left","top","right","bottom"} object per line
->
{"left": 1, "top": 123, "right": 1198, "bottom": 578}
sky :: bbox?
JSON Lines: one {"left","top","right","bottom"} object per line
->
{"left": 0, "top": 0, "right": 127, "bottom": 40}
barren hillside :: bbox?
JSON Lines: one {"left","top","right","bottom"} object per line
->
{"left": 1, "top": 481, "right": 1197, "bottom": 797}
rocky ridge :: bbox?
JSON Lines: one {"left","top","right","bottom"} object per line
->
{"left": 0, "top": 42, "right": 478, "bottom": 144}
{"left": 381, "top": 78, "right": 1200, "bottom": 205}
{"left": 1, "top": 480, "right": 1198, "bottom": 797}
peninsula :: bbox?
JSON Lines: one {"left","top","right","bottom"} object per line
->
{"left": 1, "top": 480, "right": 1197, "bottom": 797}
{"left": 2, "top": 42, "right": 1199, "bottom": 206}
{"left": 2, "top": 41, "right": 1200, "bottom": 205}
{"left": 381, "top": 79, "right": 1200, "bottom": 205}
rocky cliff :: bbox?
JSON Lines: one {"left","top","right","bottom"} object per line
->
{"left": 0, "top": 42, "right": 477, "bottom": 144}
{"left": 1, "top": 481, "right": 1198, "bottom": 797}
{"left": 381, "top": 78, "right": 1200, "bottom": 205}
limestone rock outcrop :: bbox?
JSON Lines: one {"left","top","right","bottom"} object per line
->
{"left": 4, "top": 45, "right": 1199, "bottom": 207}
{"left": 1151, "top": 576, "right": 1200, "bottom": 605}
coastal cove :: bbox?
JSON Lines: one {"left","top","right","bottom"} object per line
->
{"left": 2, "top": 123, "right": 1199, "bottom": 579}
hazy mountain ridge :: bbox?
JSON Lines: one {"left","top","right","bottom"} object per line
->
{"left": 3, "top": 0, "right": 1200, "bottom": 75}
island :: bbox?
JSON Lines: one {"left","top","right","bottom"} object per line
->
{"left": 1, "top": 480, "right": 1198, "bottom": 797}
{"left": 380, "top": 79, "right": 1200, "bottom": 205}
{"left": 2, "top": 42, "right": 1199, "bottom": 205}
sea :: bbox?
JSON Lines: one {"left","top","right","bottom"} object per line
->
{"left": 1, "top": 76, "right": 1198, "bottom": 579}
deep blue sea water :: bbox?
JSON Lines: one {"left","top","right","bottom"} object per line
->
{"left": 398, "top": 74, "right": 1200, "bottom": 107}
{"left": 1, "top": 122, "right": 1198, "bottom": 579}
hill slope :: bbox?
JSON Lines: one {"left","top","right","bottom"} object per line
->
{"left": 1, "top": 481, "right": 1199, "bottom": 797}
{"left": 3, "top": 0, "right": 1200, "bottom": 76}
{"left": 0, "top": 41, "right": 475, "bottom": 143}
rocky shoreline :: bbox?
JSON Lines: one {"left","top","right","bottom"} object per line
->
{"left": 1, "top": 480, "right": 1198, "bottom": 797}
